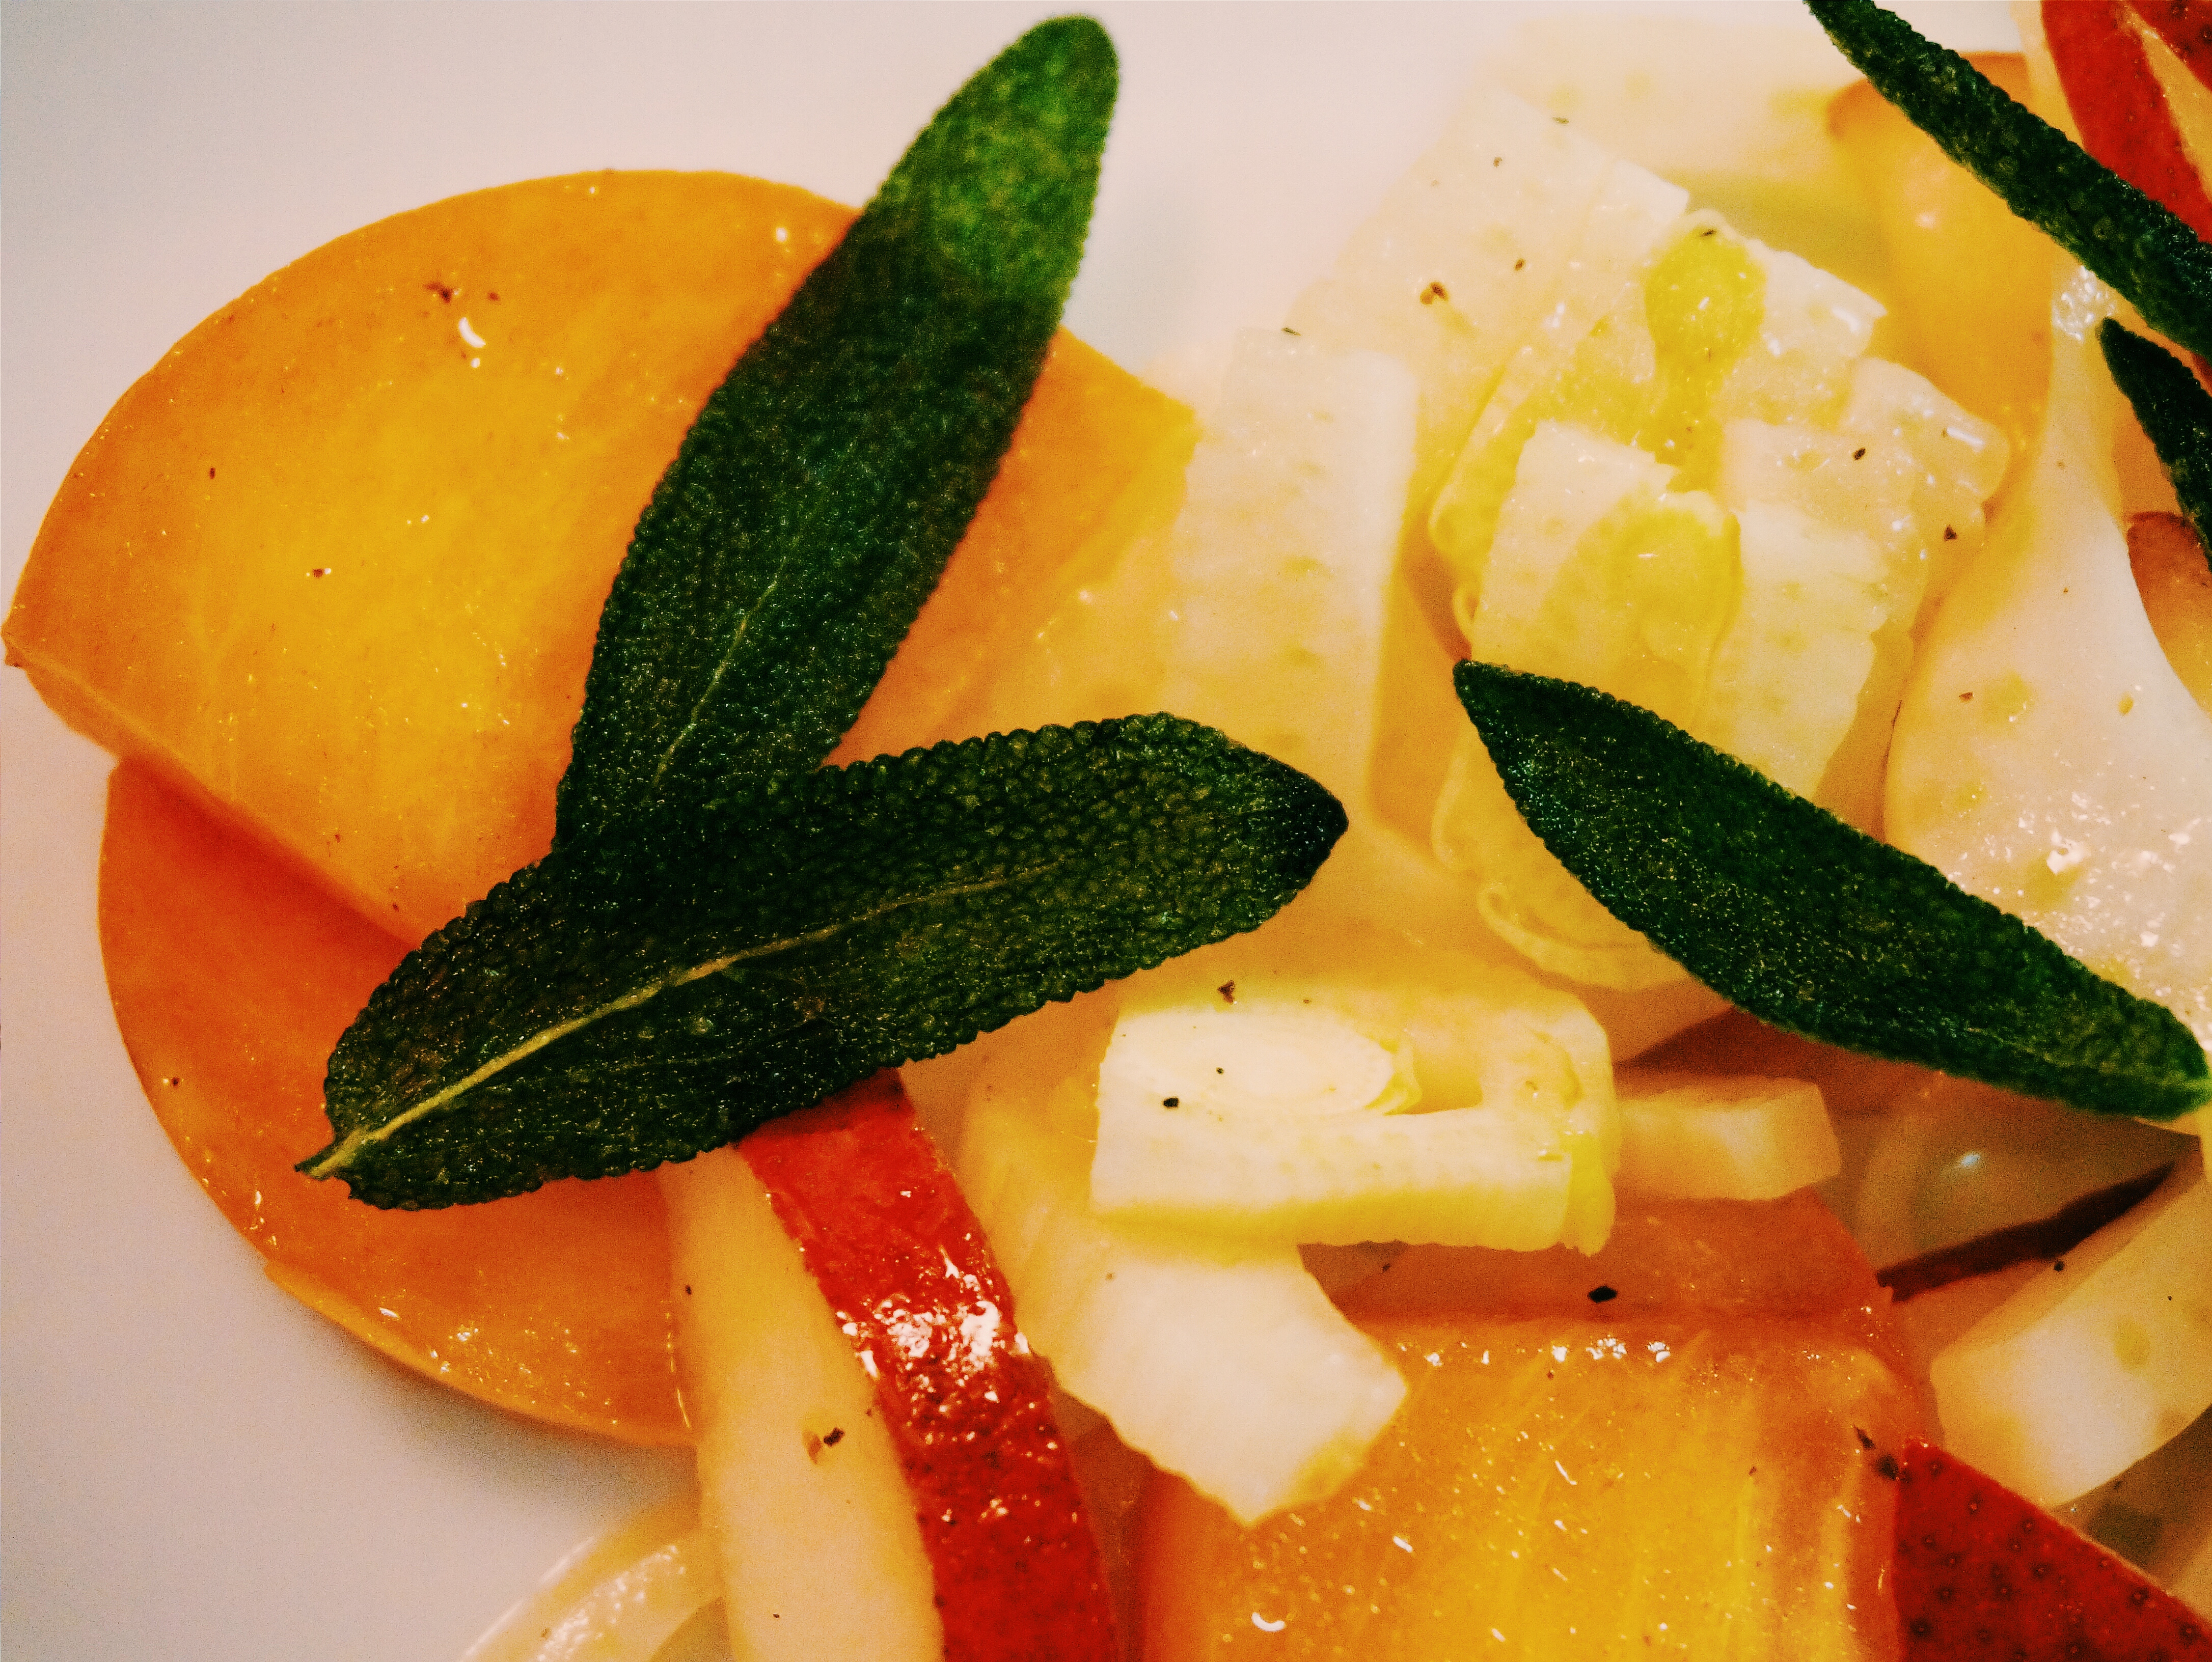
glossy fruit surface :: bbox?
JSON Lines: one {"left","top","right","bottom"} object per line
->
{"left": 99, "top": 761, "right": 687, "bottom": 1442}
{"left": 1893, "top": 1437, "right": 2207, "bottom": 1658}
{"left": 744, "top": 1074, "right": 1118, "bottom": 1662}
{"left": 59, "top": 170, "right": 1190, "bottom": 1437}
{"left": 1141, "top": 1194, "right": 1922, "bottom": 1659}
{"left": 8, "top": 170, "right": 1192, "bottom": 945}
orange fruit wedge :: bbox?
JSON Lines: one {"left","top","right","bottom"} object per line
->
{"left": 100, "top": 759, "right": 688, "bottom": 1442}
{"left": 16, "top": 169, "right": 1194, "bottom": 1440}
{"left": 1141, "top": 1194, "right": 1924, "bottom": 1659}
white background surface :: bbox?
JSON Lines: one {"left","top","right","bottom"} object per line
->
{"left": 3, "top": 5, "right": 2015, "bottom": 1658}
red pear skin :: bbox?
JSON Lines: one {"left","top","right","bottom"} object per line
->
{"left": 1893, "top": 1437, "right": 2206, "bottom": 1659}
{"left": 743, "top": 1074, "right": 1118, "bottom": 1662}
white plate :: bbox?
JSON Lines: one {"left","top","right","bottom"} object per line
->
{"left": 1, "top": 6, "right": 2020, "bottom": 1658}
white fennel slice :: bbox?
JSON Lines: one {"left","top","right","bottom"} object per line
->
{"left": 1887, "top": 265, "right": 2212, "bottom": 1052}
{"left": 1612, "top": 1070, "right": 1842, "bottom": 1201}
{"left": 1422, "top": 217, "right": 1981, "bottom": 1012}
{"left": 1434, "top": 420, "right": 1734, "bottom": 992}
{"left": 658, "top": 1150, "right": 940, "bottom": 1662}
{"left": 1710, "top": 362, "right": 2007, "bottom": 826}
{"left": 1115, "top": 913, "right": 1622, "bottom": 1252}
{"left": 1152, "top": 330, "right": 1415, "bottom": 812}
{"left": 1930, "top": 1147, "right": 2212, "bottom": 1507}
{"left": 460, "top": 1496, "right": 719, "bottom": 1662}
{"left": 1285, "top": 85, "right": 1686, "bottom": 519}
{"left": 1089, "top": 1002, "right": 1582, "bottom": 1250}
{"left": 1695, "top": 498, "right": 1888, "bottom": 801}
{"left": 1431, "top": 216, "right": 1882, "bottom": 598}
{"left": 957, "top": 1087, "right": 1406, "bottom": 1528}
{"left": 1485, "top": 14, "right": 1879, "bottom": 290}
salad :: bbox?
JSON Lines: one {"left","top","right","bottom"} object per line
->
{"left": 5, "top": 4, "right": 2204, "bottom": 1659}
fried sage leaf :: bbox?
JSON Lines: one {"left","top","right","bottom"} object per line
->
{"left": 1808, "top": 0, "right": 2212, "bottom": 362}
{"left": 555, "top": 17, "right": 1116, "bottom": 843}
{"left": 1454, "top": 661, "right": 2211, "bottom": 1121}
{"left": 2100, "top": 318, "right": 2212, "bottom": 572}
{"left": 305, "top": 716, "right": 1346, "bottom": 1209}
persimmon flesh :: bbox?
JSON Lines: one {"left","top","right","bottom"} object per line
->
{"left": 30, "top": 170, "right": 1194, "bottom": 1441}
{"left": 1141, "top": 1196, "right": 1925, "bottom": 1659}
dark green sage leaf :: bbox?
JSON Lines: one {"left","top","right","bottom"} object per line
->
{"left": 555, "top": 17, "right": 1116, "bottom": 843}
{"left": 1454, "top": 660, "right": 2211, "bottom": 1121}
{"left": 2100, "top": 317, "right": 2212, "bottom": 572}
{"left": 304, "top": 716, "right": 1346, "bottom": 1209}
{"left": 1807, "top": 0, "right": 2212, "bottom": 361}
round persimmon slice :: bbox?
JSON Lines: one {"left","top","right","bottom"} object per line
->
{"left": 50, "top": 169, "right": 1194, "bottom": 1443}
{"left": 99, "top": 760, "right": 688, "bottom": 1443}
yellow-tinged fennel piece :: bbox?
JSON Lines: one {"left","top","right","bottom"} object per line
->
{"left": 1109, "top": 917, "right": 1621, "bottom": 1252}
{"left": 1286, "top": 84, "right": 1686, "bottom": 525}
{"left": 957, "top": 1087, "right": 1405, "bottom": 1529}
{"left": 458, "top": 1495, "right": 719, "bottom": 1662}
{"left": 1089, "top": 1002, "right": 1585, "bottom": 1250}
{"left": 1152, "top": 330, "right": 1415, "bottom": 813}
{"left": 1613, "top": 1070, "right": 1842, "bottom": 1201}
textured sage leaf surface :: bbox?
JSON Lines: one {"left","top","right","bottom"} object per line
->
{"left": 554, "top": 17, "right": 1115, "bottom": 843}
{"left": 1808, "top": 0, "right": 2212, "bottom": 362}
{"left": 307, "top": 717, "right": 1346, "bottom": 1208}
{"left": 2101, "top": 319, "right": 2212, "bottom": 571}
{"left": 1454, "top": 661, "right": 2211, "bottom": 1120}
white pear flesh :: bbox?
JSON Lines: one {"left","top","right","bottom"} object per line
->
{"left": 659, "top": 1149, "right": 941, "bottom": 1662}
{"left": 1929, "top": 1147, "right": 2212, "bottom": 1507}
{"left": 1887, "top": 266, "right": 2212, "bottom": 1051}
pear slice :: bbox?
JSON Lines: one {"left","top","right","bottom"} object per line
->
{"left": 1930, "top": 1147, "right": 2212, "bottom": 1506}
{"left": 659, "top": 1148, "right": 942, "bottom": 1662}
{"left": 1887, "top": 264, "right": 2212, "bottom": 1052}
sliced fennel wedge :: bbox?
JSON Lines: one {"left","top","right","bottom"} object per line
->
{"left": 1091, "top": 1001, "right": 1582, "bottom": 1250}
{"left": 1101, "top": 918, "right": 1622, "bottom": 1252}
{"left": 1613, "top": 1070, "right": 1842, "bottom": 1201}
{"left": 1285, "top": 85, "right": 1687, "bottom": 518}
{"left": 458, "top": 1497, "right": 719, "bottom": 1662}
{"left": 958, "top": 1086, "right": 1405, "bottom": 1528}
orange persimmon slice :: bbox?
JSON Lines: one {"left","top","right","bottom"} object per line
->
{"left": 100, "top": 759, "right": 690, "bottom": 1442}
{"left": 47, "top": 170, "right": 1194, "bottom": 1442}
{"left": 1141, "top": 1196, "right": 1924, "bottom": 1659}
{"left": 7, "top": 171, "right": 1194, "bottom": 946}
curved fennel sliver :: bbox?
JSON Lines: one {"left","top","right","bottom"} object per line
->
{"left": 1888, "top": 265, "right": 2212, "bottom": 1084}
{"left": 457, "top": 1495, "right": 719, "bottom": 1662}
